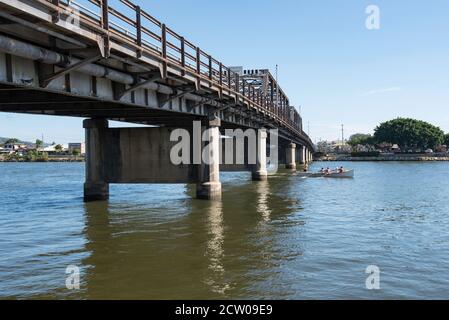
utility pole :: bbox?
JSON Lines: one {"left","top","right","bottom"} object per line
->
{"left": 341, "top": 124, "right": 345, "bottom": 145}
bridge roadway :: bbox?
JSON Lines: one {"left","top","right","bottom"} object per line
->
{"left": 0, "top": 0, "right": 315, "bottom": 201}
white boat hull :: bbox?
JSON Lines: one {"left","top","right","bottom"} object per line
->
{"left": 324, "top": 170, "right": 354, "bottom": 178}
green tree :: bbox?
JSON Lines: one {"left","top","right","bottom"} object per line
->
{"left": 444, "top": 133, "right": 449, "bottom": 146}
{"left": 317, "top": 141, "right": 333, "bottom": 154}
{"left": 374, "top": 118, "right": 444, "bottom": 150}
{"left": 54, "top": 144, "right": 63, "bottom": 153}
{"left": 35, "top": 139, "right": 44, "bottom": 150}
{"left": 72, "top": 149, "right": 81, "bottom": 160}
{"left": 348, "top": 133, "right": 374, "bottom": 147}
{"left": 5, "top": 138, "right": 19, "bottom": 145}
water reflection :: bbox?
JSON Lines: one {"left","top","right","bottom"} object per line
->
{"left": 78, "top": 175, "right": 299, "bottom": 299}
{"left": 256, "top": 180, "right": 272, "bottom": 223}
{"left": 203, "top": 200, "right": 230, "bottom": 295}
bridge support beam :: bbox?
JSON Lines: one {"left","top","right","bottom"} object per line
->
{"left": 286, "top": 143, "right": 297, "bottom": 170}
{"left": 197, "top": 118, "right": 222, "bottom": 200}
{"left": 84, "top": 119, "right": 109, "bottom": 202}
{"left": 252, "top": 129, "right": 268, "bottom": 181}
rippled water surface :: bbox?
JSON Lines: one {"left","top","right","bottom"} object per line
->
{"left": 1, "top": 162, "right": 449, "bottom": 299}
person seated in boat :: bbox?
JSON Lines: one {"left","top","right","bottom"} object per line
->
{"left": 319, "top": 168, "right": 325, "bottom": 173}
{"left": 325, "top": 167, "right": 331, "bottom": 175}
{"left": 338, "top": 166, "right": 344, "bottom": 173}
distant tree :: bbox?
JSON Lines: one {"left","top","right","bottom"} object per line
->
{"left": 348, "top": 133, "right": 375, "bottom": 147}
{"left": 37, "top": 152, "right": 49, "bottom": 162}
{"left": 26, "top": 150, "right": 48, "bottom": 162}
{"left": 317, "top": 141, "right": 333, "bottom": 154}
{"left": 35, "top": 139, "right": 44, "bottom": 150}
{"left": 374, "top": 118, "right": 444, "bottom": 150}
{"left": 54, "top": 144, "right": 63, "bottom": 153}
{"left": 444, "top": 133, "right": 449, "bottom": 146}
{"left": 5, "top": 138, "right": 19, "bottom": 145}
{"left": 72, "top": 149, "right": 81, "bottom": 160}
{"left": 25, "top": 150, "right": 37, "bottom": 162}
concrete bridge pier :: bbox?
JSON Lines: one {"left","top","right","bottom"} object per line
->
{"left": 252, "top": 129, "right": 268, "bottom": 181}
{"left": 84, "top": 119, "right": 110, "bottom": 202}
{"left": 286, "top": 143, "right": 297, "bottom": 170}
{"left": 196, "top": 118, "right": 222, "bottom": 200}
{"left": 298, "top": 145, "right": 306, "bottom": 165}
{"left": 305, "top": 149, "right": 313, "bottom": 164}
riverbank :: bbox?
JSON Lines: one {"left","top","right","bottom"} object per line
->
{"left": 318, "top": 154, "right": 449, "bottom": 162}
{"left": 0, "top": 156, "right": 84, "bottom": 163}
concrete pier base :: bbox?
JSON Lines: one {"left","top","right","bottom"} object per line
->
{"left": 252, "top": 172, "right": 268, "bottom": 181}
{"left": 286, "top": 143, "right": 297, "bottom": 170}
{"left": 196, "top": 182, "right": 222, "bottom": 200}
{"left": 84, "top": 118, "right": 109, "bottom": 202}
{"left": 299, "top": 146, "right": 306, "bottom": 165}
{"left": 84, "top": 182, "right": 109, "bottom": 202}
{"left": 196, "top": 118, "right": 222, "bottom": 200}
{"left": 252, "top": 129, "right": 268, "bottom": 181}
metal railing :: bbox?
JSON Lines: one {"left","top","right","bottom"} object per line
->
{"left": 40, "top": 0, "right": 310, "bottom": 143}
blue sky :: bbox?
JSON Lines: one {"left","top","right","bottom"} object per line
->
{"left": 1, "top": 0, "right": 448, "bottom": 143}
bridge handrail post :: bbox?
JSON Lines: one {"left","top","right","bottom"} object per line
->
{"left": 161, "top": 23, "right": 167, "bottom": 78}
{"left": 101, "top": 0, "right": 110, "bottom": 57}
{"left": 234, "top": 73, "right": 239, "bottom": 104}
{"left": 180, "top": 37, "right": 186, "bottom": 76}
{"left": 101, "top": 0, "right": 109, "bottom": 29}
{"left": 208, "top": 54, "right": 212, "bottom": 85}
{"left": 51, "top": 0, "right": 60, "bottom": 23}
{"left": 218, "top": 62, "right": 223, "bottom": 98}
{"left": 196, "top": 47, "right": 201, "bottom": 89}
{"left": 135, "top": 5, "right": 142, "bottom": 57}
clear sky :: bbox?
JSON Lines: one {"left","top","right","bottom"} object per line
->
{"left": 1, "top": 0, "right": 448, "bottom": 143}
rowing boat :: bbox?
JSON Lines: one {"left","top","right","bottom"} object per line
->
{"left": 323, "top": 170, "right": 354, "bottom": 178}
{"left": 297, "top": 170, "right": 355, "bottom": 178}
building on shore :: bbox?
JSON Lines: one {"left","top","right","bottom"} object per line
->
{"left": 43, "top": 144, "right": 69, "bottom": 155}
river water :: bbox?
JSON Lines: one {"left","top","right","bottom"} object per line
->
{"left": 1, "top": 161, "right": 449, "bottom": 299}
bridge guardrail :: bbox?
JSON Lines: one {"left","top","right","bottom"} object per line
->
{"left": 23, "top": 0, "right": 314, "bottom": 148}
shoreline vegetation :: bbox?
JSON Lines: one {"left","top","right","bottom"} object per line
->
{"left": 318, "top": 118, "right": 449, "bottom": 162}
{"left": 0, "top": 155, "right": 85, "bottom": 163}
{"left": 318, "top": 154, "right": 449, "bottom": 162}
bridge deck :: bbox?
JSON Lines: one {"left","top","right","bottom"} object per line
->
{"left": 0, "top": 0, "right": 314, "bottom": 149}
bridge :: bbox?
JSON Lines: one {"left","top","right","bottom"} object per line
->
{"left": 0, "top": 0, "right": 315, "bottom": 201}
